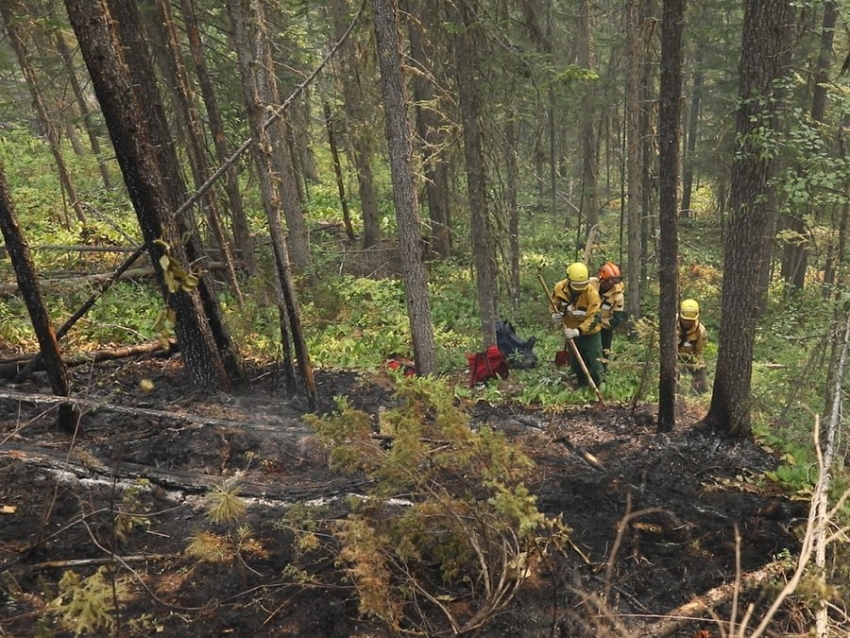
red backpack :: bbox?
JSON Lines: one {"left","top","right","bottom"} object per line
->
{"left": 466, "top": 345, "right": 509, "bottom": 387}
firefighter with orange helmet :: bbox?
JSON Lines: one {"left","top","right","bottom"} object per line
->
{"left": 677, "top": 298, "right": 708, "bottom": 394}
{"left": 549, "top": 262, "right": 605, "bottom": 387}
{"left": 591, "top": 261, "right": 627, "bottom": 371}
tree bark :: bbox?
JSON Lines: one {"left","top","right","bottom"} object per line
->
{"left": 406, "top": 0, "right": 452, "bottom": 258}
{"left": 703, "top": 0, "right": 795, "bottom": 437}
{"left": 0, "top": 158, "right": 78, "bottom": 433}
{"left": 372, "top": 0, "right": 437, "bottom": 376}
{"left": 680, "top": 52, "right": 703, "bottom": 215}
{"left": 64, "top": 0, "right": 238, "bottom": 389}
{"left": 323, "top": 101, "right": 356, "bottom": 241}
{"left": 781, "top": 1, "right": 837, "bottom": 292}
{"left": 179, "top": 0, "right": 256, "bottom": 275}
{"left": 145, "top": 0, "right": 244, "bottom": 306}
{"left": 625, "top": 0, "right": 643, "bottom": 324}
{"left": 51, "top": 16, "right": 113, "bottom": 191}
{"left": 104, "top": 0, "right": 241, "bottom": 378}
{"left": 227, "top": 0, "right": 316, "bottom": 406}
{"left": 578, "top": 0, "right": 599, "bottom": 236}
{"left": 657, "top": 0, "right": 685, "bottom": 433}
{"left": 455, "top": 0, "right": 497, "bottom": 350}
{"left": 330, "top": 0, "right": 382, "bottom": 249}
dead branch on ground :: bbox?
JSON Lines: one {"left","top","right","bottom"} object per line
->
{"left": 0, "top": 340, "right": 177, "bottom": 378}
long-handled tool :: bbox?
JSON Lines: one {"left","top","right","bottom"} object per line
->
{"left": 537, "top": 272, "right": 606, "bottom": 405}
{"left": 538, "top": 272, "right": 570, "bottom": 367}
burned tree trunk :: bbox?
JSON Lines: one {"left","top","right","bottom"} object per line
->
{"left": 64, "top": 0, "right": 239, "bottom": 389}
{"left": 0, "top": 160, "right": 78, "bottom": 434}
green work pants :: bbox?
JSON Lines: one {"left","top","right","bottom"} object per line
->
{"left": 570, "top": 331, "right": 604, "bottom": 387}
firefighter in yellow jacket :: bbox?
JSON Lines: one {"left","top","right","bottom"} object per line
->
{"left": 677, "top": 298, "right": 708, "bottom": 394}
{"left": 591, "top": 261, "right": 627, "bottom": 371}
{"left": 549, "top": 262, "right": 604, "bottom": 387}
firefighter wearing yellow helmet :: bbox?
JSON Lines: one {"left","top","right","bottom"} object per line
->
{"left": 549, "top": 262, "right": 604, "bottom": 387}
{"left": 677, "top": 298, "right": 708, "bottom": 394}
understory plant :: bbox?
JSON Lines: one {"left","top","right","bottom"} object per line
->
{"left": 45, "top": 566, "right": 150, "bottom": 637}
{"left": 295, "top": 375, "right": 571, "bottom": 635}
{"left": 185, "top": 478, "right": 267, "bottom": 580}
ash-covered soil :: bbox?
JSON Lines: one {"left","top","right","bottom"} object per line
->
{"left": 0, "top": 355, "right": 805, "bottom": 637}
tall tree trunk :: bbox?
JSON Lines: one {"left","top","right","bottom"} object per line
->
{"left": 291, "top": 93, "right": 320, "bottom": 185}
{"left": 703, "top": 0, "right": 795, "bottom": 438}
{"left": 639, "top": 0, "right": 657, "bottom": 285}
{"left": 245, "top": 1, "right": 312, "bottom": 272}
{"left": 107, "top": 0, "right": 240, "bottom": 376}
{"left": 657, "top": 0, "right": 685, "bottom": 433}
{"left": 146, "top": 0, "right": 244, "bottom": 305}
{"left": 227, "top": 0, "right": 316, "bottom": 406}
{"left": 506, "top": 112, "right": 520, "bottom": 311}
{"left": 680, "top": 53, "right": 703, "bottom": 215}
{"left": 179, "top": 0, "right": 256, "bottom": 275}
{"left": 781, "top": 1, "right": 837, "bottom": 292}
{"left": 65, "top": 0, "right": 238, "bottom": 389}
{"left": 372, "top": 0, "right": 437, "bottom": 375}
{"left": 329, "top": 0, "right": 381, "bottom": 248}
{"left": 323, "top": 101, "right": 356, "bottom": 241}
{"left": 1, "top": 1, "right": 85, "bottom": 227}
{"left": 825, "top": 116, "right": 850, "bottom": 294}
{"left": 815, "top": 307, "right": 850, "bottom": 636}
{"left": 578, "top": 0, "right": 599, "bottom": 236}
{"left": 0, "top": 159, "right": 78, "bottom": 434}
{"left": 455, "top": 0, "right": 497, "bottom": 349}
{"left": 625, "top": 0, "right": 643, "bottom": 324}
{"left": 406, "top": 0, "right": 452, "bottom": 258}
{"left": 52, "top": 21, "right": 113, "bottom": 191}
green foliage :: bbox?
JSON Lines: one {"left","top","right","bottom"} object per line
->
{"left": 46, "top": 567, "right": 139, "bottom": 637}
{"left": 204, "top": 479, "right": 247, "bottom": 525}
{"left": 297, "top": 376, "right": 570, "bottom": 633}
{"left": 185, "top": 480, "right": 266, "bottom": 567}
{"left": 113, "top": 480, "right": 152, "bottom": 544}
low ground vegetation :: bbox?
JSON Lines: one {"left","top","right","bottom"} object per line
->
{"left": 0, "top": 359, "right": 834, "bottom": 637}
{"left": 1, "top": 135, "right": 848, "bottom": 634}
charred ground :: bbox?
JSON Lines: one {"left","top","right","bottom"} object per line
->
{"left": 0, "top": 355, "right": 805, "bottom": 637}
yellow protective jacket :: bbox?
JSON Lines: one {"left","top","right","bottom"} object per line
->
{"left": 550, "top": 279, "right": 602, "bottom": 336}
{"left": 591, "top": 278, "right": 626, "bottom": 330}
{"left": 677, "top": 318, "right": 707, "bottom": 363}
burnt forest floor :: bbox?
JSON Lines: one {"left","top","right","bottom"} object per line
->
{"left": 0, "top": 353, "right": 808, "bottom": 637}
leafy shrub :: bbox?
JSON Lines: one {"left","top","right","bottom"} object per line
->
{"left": 291, "top": 375, "right": 571, "bottom": 635}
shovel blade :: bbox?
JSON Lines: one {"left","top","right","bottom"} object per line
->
{"left": 554, "top": 349, "right": 569, "bottom": 367}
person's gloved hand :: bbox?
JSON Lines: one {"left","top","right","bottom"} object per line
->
{"left": 550, "top": 312, "right": 564, "bottom": 324}
{"left": 563, "top": 327, "right": 580, "bottom": 340}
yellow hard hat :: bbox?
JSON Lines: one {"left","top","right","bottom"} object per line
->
{"left": 566, "top": 262, "right": 590, "bottom": 290}
{"left": 680, "top": 298, "right": 700, "bottom": 320}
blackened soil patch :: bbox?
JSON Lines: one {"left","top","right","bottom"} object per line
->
{"left": 0, "top": 357, "right": 803, "bottom": 637}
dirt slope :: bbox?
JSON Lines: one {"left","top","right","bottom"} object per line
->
{"left": 0, "top": 357, "right": 803, "bottom": 637}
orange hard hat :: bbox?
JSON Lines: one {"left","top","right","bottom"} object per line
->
{"left": 597, "top": 261, "right": 622, "bottom": 282}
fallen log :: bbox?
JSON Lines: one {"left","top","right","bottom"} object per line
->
{"left": 628, "top": 560, "right": 787, "bottom": 637}
{"left": 29, "top": 554, "right": 175, "bottom": 571}
{"left": 0, "top": 388, "right": 314, "bottom": 437}
{"left": 0, "top": 439, "right": 371, "bottom": 502}
{"left": 0, "top": 262, "right": 226, "bottom": 297}
{"left": 0, "top": 340, "right": 178, "bottom": 379}
{"left": 32, "top": 244, "right": 140, "bottom": 253}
